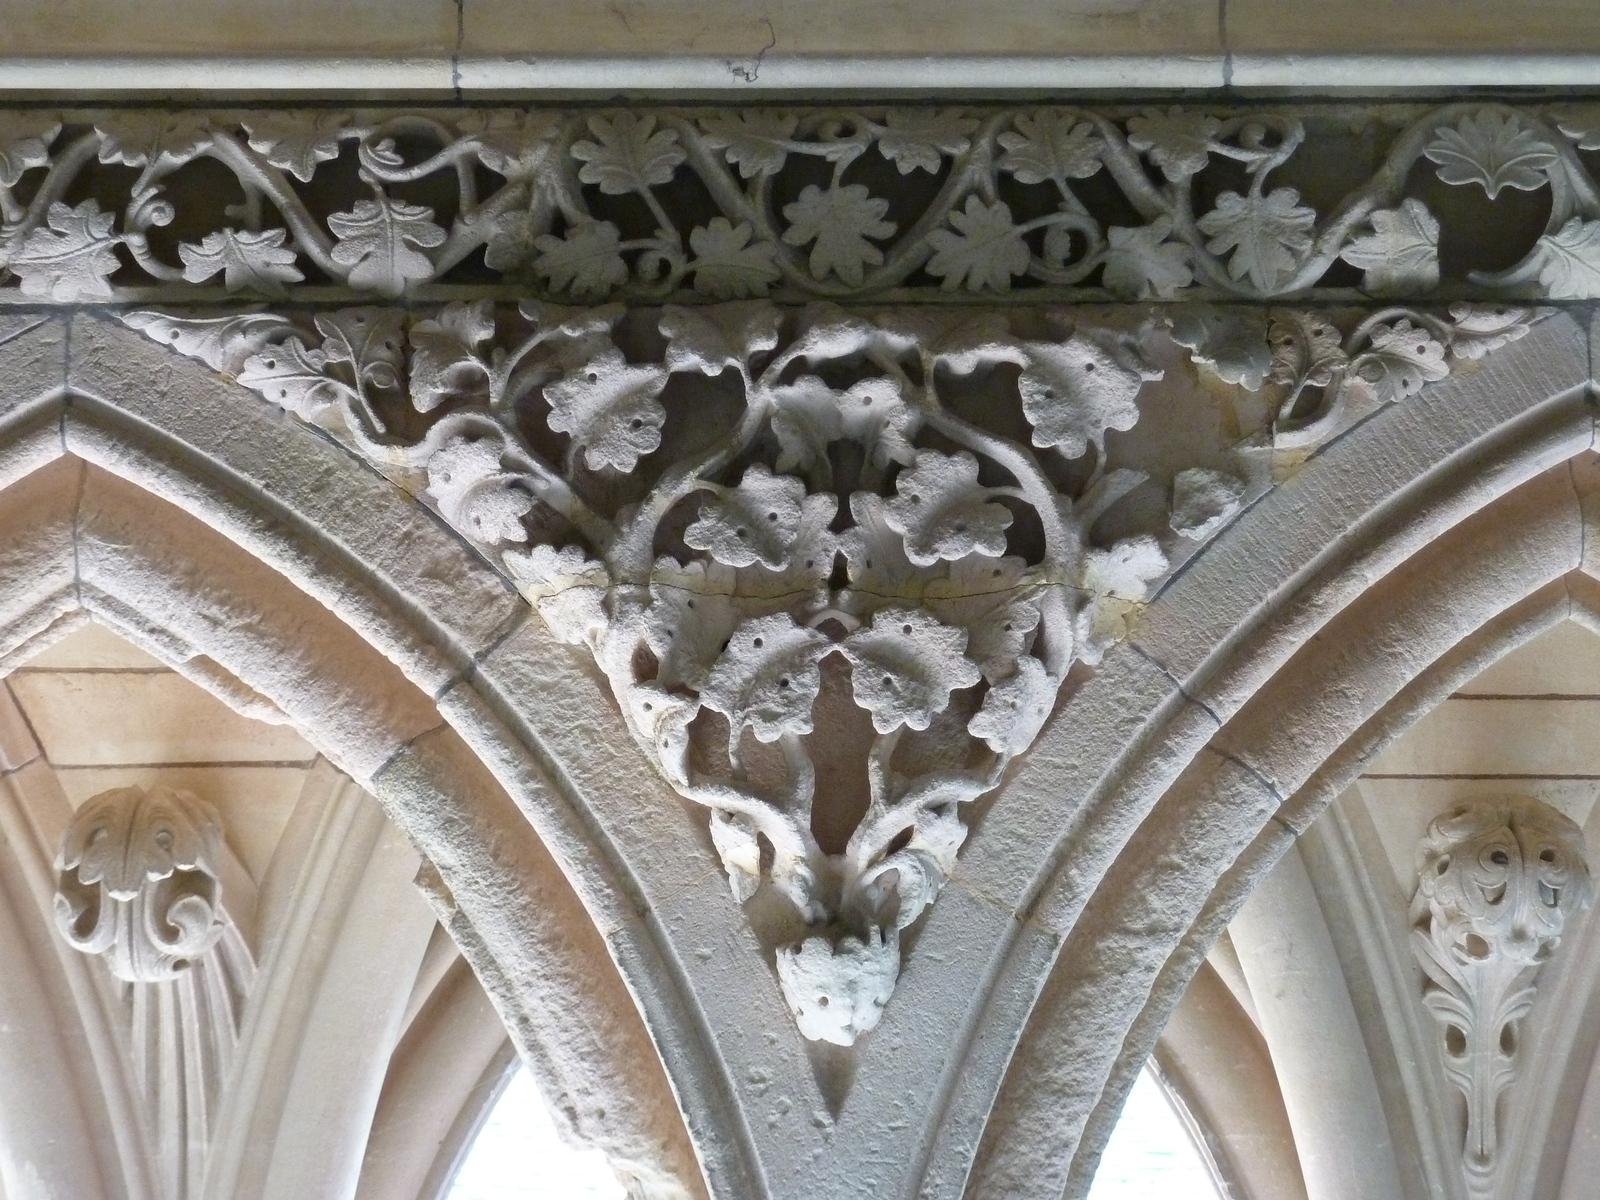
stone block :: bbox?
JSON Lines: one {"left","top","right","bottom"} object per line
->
{"left": 8, "top": 671, "right": 314, "bottom": 766}
{"left": 65, "top": 315, "right": 526, "bottom": 695}
{"left": 74, "top": 466, "right": 442, "bottom": 782}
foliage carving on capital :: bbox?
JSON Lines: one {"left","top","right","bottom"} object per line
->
{"left": 54, "top": 784, "right": 227, "bottom": 983}
{"left": 1411, "top": 798, "right": 1593, "bottom": 1199}
{"left": 126, "top": 295, "right": 1535, "bottom": 1042}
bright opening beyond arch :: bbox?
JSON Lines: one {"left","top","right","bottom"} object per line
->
{"left": 449, "top": 1060, "right": 1217, "bottom": 1200}
{"left": 447, "top": 1067, "right": 625, "bottom": 1200}
{"left": 1086, "top": 1066, "right": 1221, "bottom": 1200}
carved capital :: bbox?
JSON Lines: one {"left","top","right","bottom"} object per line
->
{"left": 54, "top": 785, "right": 227, "bottom": 983}
{"left": 1411, "top": 798, "right": 1593, "bottom": 1197}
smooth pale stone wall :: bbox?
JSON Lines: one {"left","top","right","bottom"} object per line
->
{"left": 1232, "top": 846, "right": 1406, "bottom": 1200}
{"left": 6, "top": 0, "right": 1600, "bottom": 90}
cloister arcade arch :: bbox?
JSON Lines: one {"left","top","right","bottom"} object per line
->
{"left": 0, "top": 286, "right": 1590, "bottom": 1198}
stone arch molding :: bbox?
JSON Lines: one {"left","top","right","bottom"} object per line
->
{"left": 0, "top": 235, "right": 1591, "bottom": 1200}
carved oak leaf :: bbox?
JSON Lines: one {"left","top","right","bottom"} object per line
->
{"left": 689, "top": 218, "right": 781, "bottom": 299}
{"left": 840, "top": 607, "right": 981, "bottom": 734}
{"left": 701, "top": 613, "right": 831, "bottom": 749}
{"left": 120, "top": 310, "right": 298, "bottom": 375}
{"left": 926, "top": 197, "right": 1031, "bottom": 293}
{"left": 925, "top": 554, "right": 1041, "bottom": 682}
{"left": 571, "top": 113, "right": 686, "bottom": 195}
{"left": 518, "top": 301, "right": 625, "bottom": 374}
{"left": 877, "top": 109, "right": 977, "bottom": 175}
{"left": 1079, "top": 536, "right": 1167, "bottom": 657}
{"left": 178, "top": 228, "right": 304, "bottom": 296}
{"left": 684, "top": 464, "right": 807, "bottom": 569}
{"left": 1424, "top": 112, "right": 1559, "bottom": 199}
{"left": 533, "top": 222, "right": 629, "bottom": 300}
{"left": 95, "top": 111, "right": 211, "bottom": 170}
{"left": 1267, "top": 310, "right": 1347, "bottom": 390}
{"left": 709, "top": 809, "right": 763, "bottom": 903}
{"left": 328, "top": 195, "right": 445, "bottom": 296}
{"left": 874, "top": 309, "right": 1025, "bottom": 374}
{"left": 425, "top": 435, "right": 532, "bottom": 545}
{"left": 776, "top": 928, "right": 899, "bottom": 1045}
{"left": 410, "top": 299, "right": 495, "bottom": 412}
{"left": 788, "top": 303, "right": 879, "bottom": 362}
{"left": 241, "top": 111, "right": 349, "bottom": 181}
{"left": 237, "top": 337, "right": 342, "bottom": 422}
{"left": 967, "top": 654, "right": 1056, "bottom": 756}
{"left": 544, "top": 348, "right": 669, "bottom": 472}
{"left": 1102, "top": 216, "right": 1195, "bottom": 300}
{"left": 1339, "top": 199, "right": 1440, "bottom": 296}
{"left": 1553, "top": 105, "right": 1600, "bottom": 151}
{"left": 645, "top": 559, "right": 742, "bottom": 690}
{"left": 1082, "top": 535, "right": 1168, "bottom": 601}
{"left": 697, "top": 111, "right": 800, "bottom": 179}
{"left": 1352, "top": 319, "right": 1449, "bottom": 403}
{"left": 732, "top": 492, "right": 839, "bottom": 618}
{"left": 839, "top": 492, "right": 924, "bottom": 612}
{"left": 456, "top": 109, "right": 562, "bottom": 176}
{"left": 782, "top": 183, "right": 897, "bottom": 287}
{"left": 1445, "top": 303, "right": 1536, "bottom": 360}
{"left": 885, "top": 449, "right": 1012, "bottom": 566}
{"left": 1198, "top": 188, "right": 1316, "bottom": 293}
{"left": 0, "top": 114, "right": 59, "bottom": 187}
{"left": 1170, "top": 467, "right": 1245, "bottom": 540}
{"left": 12, "top": 200, "right": 122, "bottom": 301}
{"left": 1018, "top": 332, "right": 1159, "bottom": 460}
{"left": 996, "top": 111, "right": 1102, "bottom": 184}
{"left": 1527, "top": 217, "right": 1600, "bottom": 299}
{"left": 1168, "top": 307, "right": 1273, "bottom": 390}
{"left": 315, "top": 308, "right": 407, "bottom": 397}
{"left": 484, "top": 208, "right": 549, "bottom": 273}
{"left": 626, "top": 682, "right": 699, "bottom": 784}
{"left": 501, "top": 543, "right": 610, "bottom": 647}
{"left": 661, "top": 301, "right": 782, "bottom": 374}
{"left": 771, "top": 375, "right": 917, "bottom": 476}
{"left": 1125, "top": 107, "right": 1222, "bottom": 182}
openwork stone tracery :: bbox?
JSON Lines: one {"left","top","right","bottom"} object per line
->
{"left": 0, "top": 97, "right": 1565, "bottom": 1045}
{"left": 0, "top": 101, "right": 1599, "bottom": 306}
{"left": 125, "top": 291, "right": 1534, "bottom": 1042}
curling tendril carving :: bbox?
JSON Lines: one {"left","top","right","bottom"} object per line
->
{"left": 2, "top": 103, "right": 1600, "bottom": 304}
{"left": 124, "top": 294, "right": 1536, "bottom": 1041}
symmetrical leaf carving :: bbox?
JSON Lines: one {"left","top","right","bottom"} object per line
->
{"left": 0, "top": 103, "right": 1596, "bottom": 303}
{"left": 121, "top": 293, "right": 1540, "bottom": 1040}
{"left": 1412, "top": 800, "right": 1593, "bottom": 1199}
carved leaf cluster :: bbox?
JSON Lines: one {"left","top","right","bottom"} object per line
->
{"left": 125, "top": 283, "right": 1538, "bottom": 1043}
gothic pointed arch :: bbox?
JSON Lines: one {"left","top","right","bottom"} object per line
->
{"left": 0, "top": 315, "right": 716, "bottom": 1200}
{"left": 960, "top": 312, "right": 1598, "bottom": 1198}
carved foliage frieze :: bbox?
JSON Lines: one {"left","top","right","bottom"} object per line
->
{"left": 1, "top": 104, "right": 1600, "bottom": 305}
{"left": 1411, "top": 799, "right": 1593, "bottom": 1198}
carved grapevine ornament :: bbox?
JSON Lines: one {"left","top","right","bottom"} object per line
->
{"left": 1411, "top": 799, "right": 1593, "bottom": 1199}
{"left": 63, "top": 98, "right": 1549, "bottom": 1043}
{"left": 0, "top": 102, "right": 1596, "bottom": 304}
{"left": 124, "top": 288, "right": 1539, "bottom": 1041}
